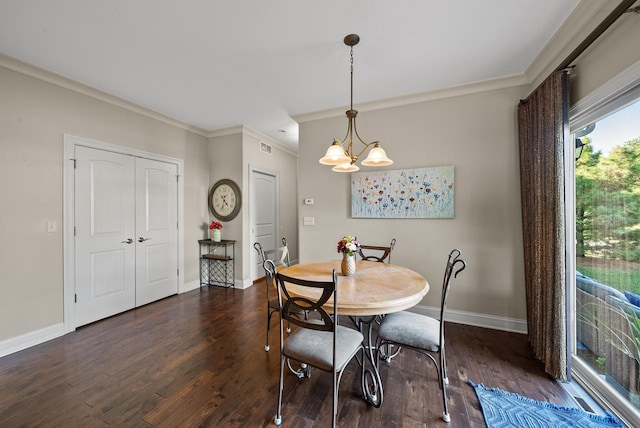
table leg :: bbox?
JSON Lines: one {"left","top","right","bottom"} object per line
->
{"left": 351, "top": 315, "right": 383, "bottom": 408}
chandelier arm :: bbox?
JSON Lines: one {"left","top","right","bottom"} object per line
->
{"left": 344, "top": 116, "right": 356, "bottom": 163}
{"left": 350, "top": 115, "right": 378, "bottom": 159}
{"left": 351, "top": 140, "right": 379, "bottom": 160}
{"left": 351, "top": 117, "right": 370, "bottom": 147}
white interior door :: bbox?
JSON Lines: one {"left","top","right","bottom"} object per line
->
{"left": 250, "top": 169, "right": 278, "bottom": 280}
{"left": 75, "top": 147, "right": 136, "bottom": 326}
{"left": 135, "top": 158, "right": 178, "bottom": 306}
{"left": 75, "top": 147, "right": 178, "bottom": 326}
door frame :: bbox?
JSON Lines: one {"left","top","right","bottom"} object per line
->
{"left": 63, "top": 134, "right": 185, "bottom": 333}
{"left": 249, "top": 164, "right": 280, "bottom": 281}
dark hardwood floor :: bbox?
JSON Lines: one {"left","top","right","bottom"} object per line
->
{"left": 0, "top": 282, "right": 576, "bottom": 427}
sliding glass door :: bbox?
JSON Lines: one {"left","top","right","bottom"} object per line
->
{"left": 571, "top": 94, "right": 640, "bottom": 424}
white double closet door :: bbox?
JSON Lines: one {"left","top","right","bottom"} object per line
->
{"left": 74, "top": 146, "right": 178, "bottom": 327}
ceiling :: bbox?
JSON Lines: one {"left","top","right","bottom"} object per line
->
{"left": 0, "top": 0, "right": 582, "bottom": 150}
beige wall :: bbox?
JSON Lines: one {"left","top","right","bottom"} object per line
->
{"left": 208, "top": 133, "right": 244, "bottom": 280}
{"left": 209, "top": 130, "right": 299, "bottom": 285}
{"left": 0, "top": 64, "right": 210, "bottom": 342}
{"left": 241, "top": 133, "right": 299, "bottom": 270}
{"left": 1, "top": 0, "right": 637, "bottom": 347}
{"left": 570, "top": 8, "right": 640, "bottom": 102}
{"left": 298, "top": 85, "right": 529, "bottom": 321}
{"left": 296, "top": 1, "right": 640, "bottom": 326}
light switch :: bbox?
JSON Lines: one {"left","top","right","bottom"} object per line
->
{"left": 304, "top": 198, "right": 314, "bottom": 205}
{"left": 47, "top": 221, "right": 57, "bottom": 233}
{"left": 303, "top": 216, "right": 315, "bottom": 226}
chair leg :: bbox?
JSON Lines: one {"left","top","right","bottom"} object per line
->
{"left": 332, "top": 368, "right": 338, "bottom": 428}
{"left": 275, "top": 354, "right": 285, "bottom": 426}
{"left": 441, "top": 369, "right": 451, "bottom": 423}
{"left": 265, "top": 309, "right": 273, "bottom": 352}
{"left": 380, "top": 343, "right": 401, "bottom": 363}
{"left": 438, "top": 350, "right": 450, "bottom": 423}
{"left": 441, "top": 344, "right": 449, "bottom": 386}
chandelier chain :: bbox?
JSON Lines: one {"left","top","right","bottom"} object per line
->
{"left": 350, "top": 46, "right": 354, "bottom": 111}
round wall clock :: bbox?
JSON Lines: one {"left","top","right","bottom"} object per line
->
{"left": 209, "top": 179, "right": 242, "bottom": 221}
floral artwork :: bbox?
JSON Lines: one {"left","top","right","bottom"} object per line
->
{"left": 351, "top": 166, "right": 454, "bottom": 218}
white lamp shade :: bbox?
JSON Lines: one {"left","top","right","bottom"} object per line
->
{"left": 332, "top": 163, "right": 359, "bottom": 172}
{"left": 361, "top": 144, "right": 393, "bottom": 166}
{"left": 319, "top": 142, "right": 351, "bottom": 165}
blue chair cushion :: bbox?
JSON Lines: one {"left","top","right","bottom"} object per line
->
{"left": 624, "top": 290, "right": 640, "bottom": 308}
{"left": 378, "top": 310, "right": 440, "bottom": 352}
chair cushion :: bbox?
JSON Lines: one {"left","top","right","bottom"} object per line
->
{"left": 378, "top": 311, "right": 440, "bottom": 352}
{"left": 624, "top": 290, "right": 640, "bottom": 308}
{"left": 284, "top": 325, "right": 363, "bottom": 372}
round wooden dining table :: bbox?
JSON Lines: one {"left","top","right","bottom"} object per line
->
{"left": 278, "top": 259, "right": 429, "bottom": 316}
{"left": 277, "top": 259, "right": 429, "bottom": 408}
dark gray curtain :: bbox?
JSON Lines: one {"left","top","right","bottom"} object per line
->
{"left": 517, "top": 70, "right": 569, "bottom": 380}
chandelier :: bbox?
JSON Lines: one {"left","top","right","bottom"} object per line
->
{"left": 319, "top": 34, "right": 393, "bottom": 172}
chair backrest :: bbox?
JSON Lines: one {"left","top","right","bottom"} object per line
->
{"left": 439, "top": 248, "right": 466, "bottom": 326}
{"left": 254, "top": 238, "right": 290, "bottom": 268}
{"left": 358, "top": 238, "right": 396, "bottom": 263}
{"left": 255, "top": 243, "right": 275, "bottom": 302}
{"left": 264, "top": 259, "right": 337, "bottom": 333}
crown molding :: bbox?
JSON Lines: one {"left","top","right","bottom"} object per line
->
{"left": 295, "top": 2, "right": 622, "bottom": 125}
{"left": 293, "top": 73, "right": 528, "bottom": 123}
{"left": 206, "top": 125, "right": 246, "bottom": 139}
{"left": 525, "top": 0, "right": 619, "bottom": 89}
{"left": 0, "top": 52, "right": 209, "bottom": 137}
{"left": 207, "top": 125, "right": 298, "bottom": 157}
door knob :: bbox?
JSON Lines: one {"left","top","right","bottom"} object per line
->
{"left": 138, "top": 237, "right": 151, "bottom": 242}
{"left": 121, "top": 238, "right": 134, "bottom": 244}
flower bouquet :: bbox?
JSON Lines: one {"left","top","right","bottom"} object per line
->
{"left": 337, "top": 235, "right": 359, "bottom": 256}
{"left": 337, "top": 235, "right": 359, "bottom": 275}
{"left": 210, "top": 221, "right": 223, "bottom": 241}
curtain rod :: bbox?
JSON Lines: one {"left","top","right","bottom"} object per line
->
{"left": 556, "top": 0, "right": 638, "bottom": 71}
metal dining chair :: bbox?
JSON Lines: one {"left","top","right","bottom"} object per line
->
{"left": 358, "top": 238, "right": 396, "bottom": 263}
{"left": 357, "top": 238, "right": 398, "bottom": 359}
{"left": 264, "top": 259, "right": 365, "bottom": 428}
{"left": 376, "top": 248, "right": 466, "bottom": 423}
{"left": 255, "top": 238, "right": 290, "bottom": 271}
{"left": 254, "top": 239, "right": 291, "bottom": 352}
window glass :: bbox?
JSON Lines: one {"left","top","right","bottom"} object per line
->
{"left": 574, "top": 98, "right": 640, "bottom": 413}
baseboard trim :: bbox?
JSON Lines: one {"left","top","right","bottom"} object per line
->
{"left": 180, "top": 279, "right": 201, "bottom": 293}
{"left": 235, "top": 279, "right": 254, "bottom": 289}
{"left": 0, "top": 323, "right": 65, "bottom": 358}
{"left": 0, "top": 301, "right": 527, "bottom": 360}
{"left": 183, "top": 279, "right": 253, "bottom": 291}
{"left": 410, "top": 304, "right": 528, "bottom": 334}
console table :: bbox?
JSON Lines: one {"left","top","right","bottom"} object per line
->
{"left": 198, "top": 239, "right": 236, "bottom": 288}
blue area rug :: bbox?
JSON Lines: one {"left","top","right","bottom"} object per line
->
{"left": 469, "top": 381, "right": 623, "bottom": 428}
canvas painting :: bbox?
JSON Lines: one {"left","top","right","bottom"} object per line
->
{"left": 351, "top": 166, "right": 455, "bottom": 218}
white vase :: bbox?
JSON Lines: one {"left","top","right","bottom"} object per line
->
{"left": 341, "top": 253, "right": 356, "bottom": 276}
{"left": 211, "top": 228, "right": 221, "bottom": 242}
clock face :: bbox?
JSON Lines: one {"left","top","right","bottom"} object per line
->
{"left": 209, "top": 179, "right": 241, "bottom": 221}
{"left": 213, "top": 184, "right": 236, "bottom": 216}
